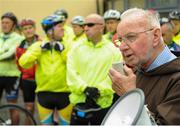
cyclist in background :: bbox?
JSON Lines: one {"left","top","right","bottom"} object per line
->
{"left": 71, "top": 16, "right": 87, "bottom": 45}
{"left": 103, "top": 9, "right": 121, "bottom": 43}
{"left": 103, "top": 10, "right": 122, "bottom": 102}
{"left": 160, "top": 17, "right": 180, "bottom": 52}
{"left": 19, "top": 14, "right": 72, "bottom": 125}
{"left": 169, "top": 10, "right": 180, "bottom": 46}
{"left": 16, "top": 18, "right": 40, "bottom": 124}
{"left": 0, "top": 12, "right": 24, "bottom": 125}
{"left": 67, "top": 13, "right": 122, "bottom": 125}
{"left": 54, "top": 8, "right": 74, "bottom": 41}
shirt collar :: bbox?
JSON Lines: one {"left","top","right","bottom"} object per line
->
{"left": 146, "top": 46, "right": 176, "bottom": 71}
{"left": 0, "top": 32, "right": 14, "bottom": 41}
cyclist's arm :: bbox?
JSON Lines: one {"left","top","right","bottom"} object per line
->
{"left": 97, "top": 45, "right": 122, "bottom": 96}
{"left": 19, "top": 42, "right": 41, "bottom": 69}
{"left": 67, "top": 46, "right": 87, "bottom": 95}
{"left": 96, "top": 77, "right": 114, "bottom": 96}
{"left": 0, "top": 43, "right": 18, "bottom": 61}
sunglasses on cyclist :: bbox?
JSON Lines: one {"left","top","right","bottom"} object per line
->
{"left": 84, "top": 23, "right": 102, "bottom": 27}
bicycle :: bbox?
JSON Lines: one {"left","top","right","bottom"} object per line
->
{"left": 0, "top": 104, "right": 37, "bottom": 125}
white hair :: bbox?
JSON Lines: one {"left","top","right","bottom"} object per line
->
{"left": 121, "top": 8, "right": 160, "bottom": 29}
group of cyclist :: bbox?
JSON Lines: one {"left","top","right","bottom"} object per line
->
{"left": 0, "top": 7, "right": 179, "bottom": 125}
{"left": 160, "top": 11, "right": 180, "bottom": 52}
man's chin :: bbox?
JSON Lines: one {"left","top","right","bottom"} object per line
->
{"left": 3, "top": 31, "right": 10, "bottom": 34}
{"left": 125, "top": 63, "right": 134, "bottom": 68}
{"left": 124, "top": 63, "right": 138, "bottom": 72}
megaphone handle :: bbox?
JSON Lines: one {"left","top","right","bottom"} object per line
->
{"left": 144, "top": 105, "right": 157, "bottom": 125}
{"left": 149, "top": 115, "right": 157, "bottom": 125}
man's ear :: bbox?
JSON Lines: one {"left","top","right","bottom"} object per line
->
{"left": 152, "top": 28, "right": 161, "bottom": 47}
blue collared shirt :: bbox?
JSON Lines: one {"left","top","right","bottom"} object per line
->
{"left": 146, "top": 46, "right": 177, "bottom": 72}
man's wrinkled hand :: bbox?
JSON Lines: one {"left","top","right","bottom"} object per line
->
{"left": 109, "top": 65, "right": 136, "bottom": 96}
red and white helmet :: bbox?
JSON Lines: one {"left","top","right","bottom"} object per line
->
{"left": 19, "top": 18, "right": 35, "bottom": 27}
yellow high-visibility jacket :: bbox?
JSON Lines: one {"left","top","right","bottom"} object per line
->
{"left": 173, "top": 32, "right": 180, "bottom": 46}
{"left": 19, "top": 38, "right": 71, "bottom": 93}
{"left": 67, "top": 37, "right": 123, "bottom": 108}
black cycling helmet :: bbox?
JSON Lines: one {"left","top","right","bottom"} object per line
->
{"left": 54, "top": 9, "right": 68, "bottom": 19}
{"left": 1, "top": 12, "right": 18, "bottom": 26}
{"left": 169, "top": 10, "right": 180, "bottom": 20}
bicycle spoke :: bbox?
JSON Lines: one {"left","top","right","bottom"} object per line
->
{"left": 0, "top": 104, "right": 36, "bottom": 125}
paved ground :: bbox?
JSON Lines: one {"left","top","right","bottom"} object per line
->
{"left": 0, "top": 90, "right": 40, "bottom": 124}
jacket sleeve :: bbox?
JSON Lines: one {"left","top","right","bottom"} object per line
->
{"left": 61, "top": 41, "right": 71, "bottom": 62}
{"left": 96, "top": 77, "right": 114, "bottom": 96}
{"left": 67, "top": 46, "right": 87, "bottom": 95}
{"left": 0, "top": 35, "right": 22, "bottom": 60}
{"left": 0, "top": 43, "right": 18, "bottom": 60}
{"left": 19, "top": 42, "right": 41, "bottom": 69}
{"left": 97, "top": 47, "right": 123, "bottom": 96}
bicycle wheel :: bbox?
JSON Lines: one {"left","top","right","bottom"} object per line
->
{"left": 0, "top": 104, "right": 36, "bottom": 125}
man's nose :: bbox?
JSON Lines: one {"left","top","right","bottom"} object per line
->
{"left": 84, "top": 25, "right": 89, "bottom": 31}
{"left": 119, "top": 41, "right": 129, "bottom": 51}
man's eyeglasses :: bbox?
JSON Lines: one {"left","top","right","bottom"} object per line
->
{"left": 84, "top": 23, "right": 102, "bottom": 27}
{"left": 115, "top": 28, "right": 154, "bottom": 47}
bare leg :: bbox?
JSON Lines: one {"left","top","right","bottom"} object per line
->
{"left": 8, "top": 99, "right": 20, "bottom": 125}
{"left": 25, "top": 102, "right": 35, "bottom": 125}
{"left": 53, "top": 109, "right": 59, "bottom": 125}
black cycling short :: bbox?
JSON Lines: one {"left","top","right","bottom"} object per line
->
{"left": 70, "top": 103, "right": 110, "bottom": 125}
{"left": 21, "top": 79, "right": 36, "bottom": 102}
{"left": 37, "top": 91, "right": 70, "bottom": 110}
{"left": 0, "top": 77, "right": 19, "bottom": 100}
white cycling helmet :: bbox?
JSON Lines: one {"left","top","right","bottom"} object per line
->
{"left": 104, "top": 9, "right": 121, "bottom": 20}
{"left": 159, "top": 17, "right": 169, "bottom": 26}
{"left": 169, "top": 10, "right": 180, "bottom": 20}
{"left": 71, "top": 16, "right": 85, "bottom": 26}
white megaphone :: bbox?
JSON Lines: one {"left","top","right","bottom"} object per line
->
{"left": 101, "top": 88, "right": 156, "bottom": 126}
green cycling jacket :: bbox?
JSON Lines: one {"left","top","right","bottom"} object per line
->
{"left": 67, "top": 37, "right": 123, "bottom": 108}
{"left": 103, "top": 32, "right": 113, "bottom": 42}
{"left": 72, "top": 33, "right": 87, "bottom": 43}
{"left": 19, "top": 38, "right": 71, "bottom": 93}
{"left": 63, "top": 24, "right": 74, "bottom": 42}
{"left": 0, "top": 32, "right": 23, "bottom": 77}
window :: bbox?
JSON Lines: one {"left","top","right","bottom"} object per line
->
{"left": 146, "top": 0, "right": 178, "bottom": 9}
